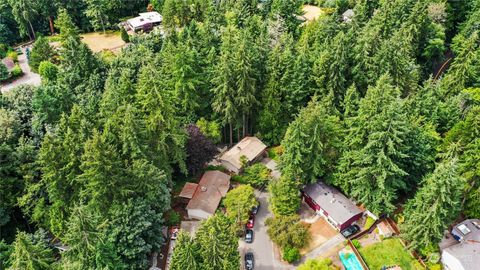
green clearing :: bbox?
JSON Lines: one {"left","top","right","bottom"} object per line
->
{"left": 359, "top": 238, "right": 423, "bottom": 270}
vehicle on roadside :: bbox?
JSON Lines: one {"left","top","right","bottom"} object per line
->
{"left": 170, "top": 227, "right": 179, "bottom": 240}
{"left": 245, "top": 229, "right": 254, "bottom": 243}
{"left": 246, "top": 214, "right": 255, "bottom": 229}
{"left": 251, "top": 203, "right": 259, "bottom": 215}
{"left": 341, "top": 224, "right": 360, "bottom": 238}
{"left": 245, "top": 252, "right": 254, "bottom": 270}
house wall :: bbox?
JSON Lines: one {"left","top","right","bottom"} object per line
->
{"left": 442, "top": 250, "right": 465, "bottom": 270}
{"left": 339, "top": 212, "right": 363, "bottom": 231}
{"left": 220, "top": 160, "right": 240, "bottom": 173}
{"left": 187, "top": 208, "right": 212, "bottom": 220}
{"left": 301, "top": 192, "right": 362, "bottom": 231}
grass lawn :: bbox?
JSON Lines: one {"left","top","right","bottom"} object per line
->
{"left": 359, "top": 238, "right": 423, "bottom": 270}
{"left": 363, "top": 216, "right": 376, "bottom": 230}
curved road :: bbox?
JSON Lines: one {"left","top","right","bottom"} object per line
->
{"left": 1, "top": 46, "right": 41, "bottom": 93}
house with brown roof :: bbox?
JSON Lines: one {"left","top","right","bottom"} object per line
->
{"left": 220, "top": 136, "right": 267, "bottom": 173}
{"left": 302, "top": 181, "right": 363, "bottom": 231}
{"left": 179, "top": 170, "right": 230, "bottom": 220}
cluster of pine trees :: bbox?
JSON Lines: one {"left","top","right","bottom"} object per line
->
{"left": 1, "top": 0, "right": 479, "bottom": 268}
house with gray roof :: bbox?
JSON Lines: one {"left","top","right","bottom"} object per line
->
{"left": 219, "top": 136, "right": 267, "bottom": 173}
{"left": 302, "top": 181, "right": 363, "bottom": 231}
{"left": 441, "top": 219, "right": 480, "bottom": 270}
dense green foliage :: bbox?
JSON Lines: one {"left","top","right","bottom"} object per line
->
{"left": 170, "top": 213, "right": 240, "bottom": 270}
{"left": 265, "top": 215, "right": 310, "bottom": 250}
{"left": 297, "top": 258, "right": 337, "bottom": 270}
{"left": 1, "top": 0, "right": 480, "bottom": 266}
{"left": 0, "top": 0, "right": 148, "bottom": 45}
{"left": 223, "top": 185, "right": 257, "bottom": 228}
{"left": 232, "top": 163, "right": 272, "bottom": 187}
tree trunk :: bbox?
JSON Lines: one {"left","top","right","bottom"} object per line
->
{"left": 229, "top": 123, "right": 233, "bottom": 146}
{"left": 28, "top": 20, "right": 36, "bottom": 40}
{"left": 237, "top": 127, "right": 240, "bottom": 142}
{"left": 242, "top": 113, "right": 246, "bottom": 138}
{"left": 49, "top": 16, "right": 55, "bottom": 35}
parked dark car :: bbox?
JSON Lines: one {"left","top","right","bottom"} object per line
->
{"left": 341, "top": 224, "right": 360, "bottom": 238}
{"left": 245, "top": 252, "right": 254, "bottom": 270}
{"left": 245, "top": 229, "right": 254, "bottom": 243}
{"left": 251, "top": 203, "right": 259, "bottom": 215}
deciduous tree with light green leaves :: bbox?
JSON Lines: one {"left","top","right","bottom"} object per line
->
{"left": 224, "top": 185, "right": 257, "bottom": 228}
{"left": 269, "top": 175, "right": 301, "bottom": 216}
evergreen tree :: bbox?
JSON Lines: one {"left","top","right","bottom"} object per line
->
{"left": 29, "top": 36, "right": 55, "bottom": 72}
{"left": 281, "top": 98, "right": 344, "bottom": 184}
{"left": 335, "top": 75, "right": 410, "bottom": 214}
{"left": 401, "top": 159, "right": 464, "bottom": 254}
{"left": 9, "top": 230, "right": 56, "bottom": 270}
{"left": 170, "top": 231, "right": 200, "bottom": 270}
{"left": 55, "top": 8, "right": 79, "bottom": 42}
{"left": 135, "top": 61, "right": 187, "bottom": 175}
{"left": 195, "top": 213, "right": 240, "bottom": 270}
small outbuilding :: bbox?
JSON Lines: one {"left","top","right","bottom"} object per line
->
{"left": 219, "top": 136, "right": 267, "bottom": 173}
{"left": 180, "top": 170, "right": 230, "bottom": 220}
{"left": 302, "top": 181, "right": 363, "bottom": 231}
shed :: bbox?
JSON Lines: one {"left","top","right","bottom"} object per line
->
{"left": 302, "top": 182, "right": 363, "bottom": 231}
{"left": 185, "top": 170, "right": 230, "bottom": 220}
{"left": 220, "top": 136, "right": 267, "bottom": 173}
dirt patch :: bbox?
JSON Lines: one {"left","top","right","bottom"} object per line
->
{"left": 81, "top": 32, "right": 125, "bottom": 53}
{"left": 302, "top": 5, "right": 324, "bottom": 22}
{"left": 301, "top": 218, "right": 338, "bottom": 254}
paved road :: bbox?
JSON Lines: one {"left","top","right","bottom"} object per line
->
{"left": 239, "top": 191, "right": 293, "bottom": 270}
{"left": 1, "top": 46, "right": 41, "bottom": 93}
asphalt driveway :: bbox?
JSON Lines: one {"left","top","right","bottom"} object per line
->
{"left": 239, "top": 190, "right": 293, "bottom": 270}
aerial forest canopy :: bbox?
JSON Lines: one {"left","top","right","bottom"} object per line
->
{"left": 1, "top": 0, "right": 480, "bottom": 268}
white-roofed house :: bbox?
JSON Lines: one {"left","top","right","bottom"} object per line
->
{"left": 126, "top": 12, "right": 162, "bottom": 32}
{"left": 302, "top": 181, "right": 363, "bottom": 231}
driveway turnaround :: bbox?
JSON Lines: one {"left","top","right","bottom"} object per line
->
{"left": 239, "top": 190, "right": 293, "bottom": 270}
{"left": 1, "top": 46, "right": 41, "bottom": 93}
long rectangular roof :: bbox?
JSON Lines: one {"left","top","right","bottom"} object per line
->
{"left": 303, "top": 182, "right": 362, "bottom": 225}
{"left": 127, "top": 12, "right": 162, "bottom": 29}
{"left": 220, "top": 136, "right": 267, "bottom": 170}
{"left": 186, "top": 170, "right": 230, "bottom": 215}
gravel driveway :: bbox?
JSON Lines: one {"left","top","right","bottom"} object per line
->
{"left": 239, "top": 190, "right": 293, "bottom": 270}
